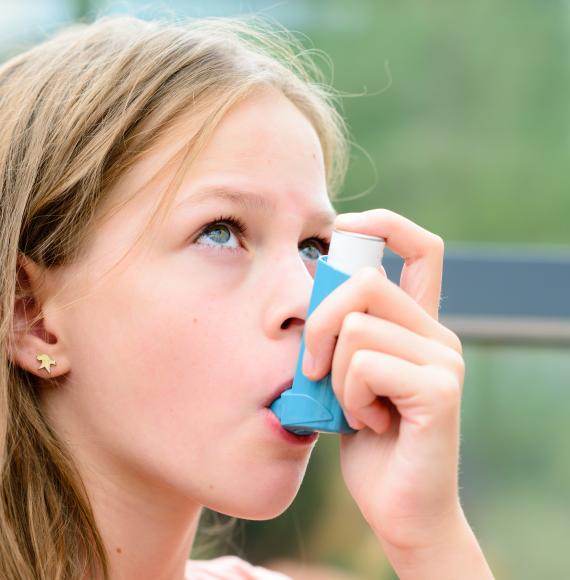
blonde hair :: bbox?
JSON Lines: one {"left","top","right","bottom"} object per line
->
{"left": 0, "top": 13, "right": 349, "bottom": 580}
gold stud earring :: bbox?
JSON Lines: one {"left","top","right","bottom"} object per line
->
{"left": 36, "top": 353, "right": 56, "bottom": 374}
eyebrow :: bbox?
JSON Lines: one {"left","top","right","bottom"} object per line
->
{"left": 175, "top": 186, "right": 337, "bottom": 228}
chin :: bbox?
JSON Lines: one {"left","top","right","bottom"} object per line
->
{"left": 205, "top": 460, "right": 309, "bottom": 520}
{"left": 218, "top": 492, "right": 298, "bottom": 521}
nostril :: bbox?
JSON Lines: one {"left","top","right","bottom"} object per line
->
{"left": 281, "top": 318, "right": 304, "bottom": 331}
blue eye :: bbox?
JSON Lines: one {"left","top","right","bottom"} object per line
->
{"left": 194, "top": 215, "right": 247, "bottom": 253}
{"left": 194, "top": 214, "right": 330, "bottom": 260}
{"left": 299, "top": 236, "right": 330, "bottom": 261}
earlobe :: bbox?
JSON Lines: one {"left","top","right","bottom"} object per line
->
{"left": 9, "top": 338, "right": 71, "bottom": 379}
{"left": 9, "top": 254, "right": 71, "bottom": 380}
{"left": 36, "top": 353, "right": 57, "bottom": 374}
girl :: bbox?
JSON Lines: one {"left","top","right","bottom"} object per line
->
{"left": 0, "top": 14, "right": 494, "bottom": 580}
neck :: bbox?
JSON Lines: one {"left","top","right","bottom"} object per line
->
{"left": 79, "top": 454, "right": 202, "bottom": 580}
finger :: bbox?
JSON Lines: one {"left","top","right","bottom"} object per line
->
{"left": 334, "top": 209, "right": 444, "bottom": 319}
{"left": 303, "top": 268, "right": 462, "bottom": 380}
{"left": 330, "top": 311, "right": 465, "bottom": 407}
{"left": 341, "top": 350, "right": 462, "bottom": 434}
{"left": 346, "top": 398, "right": 391, "bottom": 433}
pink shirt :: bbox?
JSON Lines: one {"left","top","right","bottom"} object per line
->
{"left": 185, "top": 556, "right": 292, "bottom": 579}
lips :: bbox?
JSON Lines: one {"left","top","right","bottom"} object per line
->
{"left": 263, "top": 378, "right": 294, "bottom": 408}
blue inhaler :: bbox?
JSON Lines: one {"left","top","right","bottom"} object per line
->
{"left": 270, "top": 228, "right": 385, "bottom": 435}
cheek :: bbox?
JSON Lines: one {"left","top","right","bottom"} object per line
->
{"left": 58, "top": 265, "right": 312, "bottom": 515}
{"left": 75, "top": 265, "right": 253, "bottom": 435}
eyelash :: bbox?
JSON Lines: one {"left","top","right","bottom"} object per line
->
{"left": 195, "top": 213, "right": 331, "bottom": 255}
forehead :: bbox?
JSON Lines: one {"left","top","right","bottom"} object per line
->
{"left": 171, "top": 87, "right": 334, "bottom": 217}
{"left": 192, "top": 87, "right": 323, "bottom": 165}
{"left": 109, "top": 87, "right": 331, "bottom": 205}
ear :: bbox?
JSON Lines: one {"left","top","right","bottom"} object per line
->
{"left": 9, "top": 253, "right": 71, "bottom": 380}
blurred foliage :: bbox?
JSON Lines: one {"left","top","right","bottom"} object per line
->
{"left": 301, "top": 1, "right": 570, "bottom": 245}
{"left": 3, "top": 0, "right": 569, "bottom": 578}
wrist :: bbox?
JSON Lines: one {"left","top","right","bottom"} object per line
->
{"left": 378, "top": 509, "right": 494, "bottom": 580}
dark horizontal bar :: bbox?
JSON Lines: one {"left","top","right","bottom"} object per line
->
{"left": 381, "top": 244, "right": 570, "bottom": 343}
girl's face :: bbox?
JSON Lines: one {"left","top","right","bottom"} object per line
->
{"left": 40, "top": 87, "right": 337, "bottom": 518}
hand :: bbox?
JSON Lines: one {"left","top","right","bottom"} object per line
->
{"left": 301, "top": 209, "right": 473, "bottom": 557}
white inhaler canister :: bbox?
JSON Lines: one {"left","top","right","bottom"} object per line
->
{"left": 270, "top": 228, "right": 386, "bottom": 434}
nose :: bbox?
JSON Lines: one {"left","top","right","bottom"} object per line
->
{"left": 261, "top": 252, "right": 316, "bottom": 339}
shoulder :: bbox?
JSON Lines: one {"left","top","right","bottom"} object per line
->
{"left": 185, "top": 555, "right": 292, "bottom": 579}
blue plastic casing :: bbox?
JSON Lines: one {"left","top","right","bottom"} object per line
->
{"left": 269, "top": 254, "right": 355, "bottom": 435}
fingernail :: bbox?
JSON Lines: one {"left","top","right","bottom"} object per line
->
{"left": 302, "top": 350, "right": 316, "bottom": 376}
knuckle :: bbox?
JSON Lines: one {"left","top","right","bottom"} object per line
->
{"left": 341, "top": 311, "right": 366, "bottom": 340}
{"left": 435, "top": 369, "right": 462, "bottom": 405}
{"left": 443, "top": 326, "right": 463, "bottom": 355}
{"left": 353, "top": 266, "right": 386, "bottom": 302}
{"left": 452, "top": 333, "right": 463, "bottom": 356}
{"left": 450, "top": 349, "right": 466, "bottom": 377}
{"left": 439, "top": 341, "right": 465, "bottom": 376}
{"left": 350, "top": 349, "right": 370, "bottom": 378}
{"left": 355, "top": 265, "right": 382, "bottom": 287}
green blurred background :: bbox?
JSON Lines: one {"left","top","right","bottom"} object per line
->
{"left": 2, "top": 1, "right": 569, "bottom": 578}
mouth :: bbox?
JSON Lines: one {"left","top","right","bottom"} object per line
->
{"left": 263, "top": 378, "right": 294, "bottom": 408}
{"left": 262, "top": 407, "right": 319, "bottom": 445}
{"left": 262, "top": 378, "right": 319, "bottom": 444}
